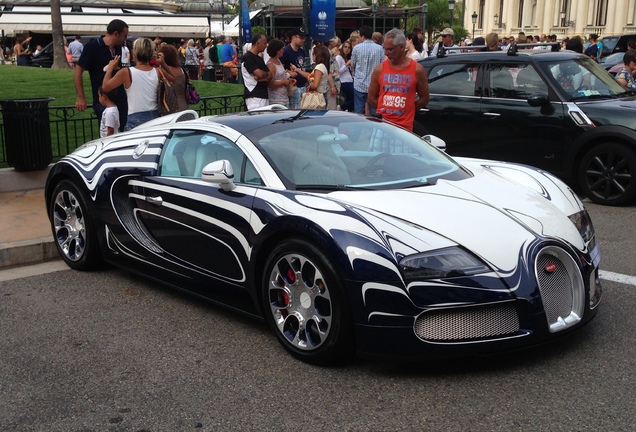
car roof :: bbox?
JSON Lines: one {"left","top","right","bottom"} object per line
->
{"left": 201, "top": 110, "right": 364, "bottom": 134}
{"left": 421, "top": 49, "right": 583, "bottom": 65}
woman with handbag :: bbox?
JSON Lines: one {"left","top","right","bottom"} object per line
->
{"left": 292, "top": 44, "right": 335, "bottom": 109}
{"left": 103, "top": 38, "right": 160, "bottom": 130}
{"left": 156, "top": 44, "right": 188, "bottom": 112}
{"left": 266, "top": 40, "right": 295, "bottom": 107}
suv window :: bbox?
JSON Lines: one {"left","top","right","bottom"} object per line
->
{"left": 487, "top": 64, "right": 548, "bottom": 99}
{"left": 428, "top": 64, "right": 476, "bottom": 97}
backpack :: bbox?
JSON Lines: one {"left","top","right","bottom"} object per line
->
{"left": 209, "top": 45, "right": 219, "bottom": 64}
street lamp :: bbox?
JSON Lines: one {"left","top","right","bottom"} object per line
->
{"left": 471, "top": 11, "right": 477, "bottom": 37}
{"left": 372, "top": 0, "right": 378, "bottom": 33}
{"left": 560, "top": 11, "right": 565, "bottom": 27}
{"left": 494, "top": 13, "right": 498, "bottom": 28}
{"left": 270, "top": 1, "right": 275, "bottom": 37}
{"left": 448, "top": 0, "right": 455, "bottom": 28}
{"left": 421, "top": 3, "right": 428, "bottom": 35}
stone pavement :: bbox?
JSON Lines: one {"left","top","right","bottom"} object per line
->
{"left": 0, "top": 167, "right": 59, "bottom": 269}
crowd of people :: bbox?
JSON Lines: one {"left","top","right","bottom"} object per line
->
{"left": 60, "top": 17, "right": 635, "bottom": 141}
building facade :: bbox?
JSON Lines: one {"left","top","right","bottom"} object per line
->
{"left": 465, "top": 0, "right": 635, "bottom": 39}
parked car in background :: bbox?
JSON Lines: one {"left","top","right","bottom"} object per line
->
{"left": 417, "top": 46, "right": 636, "bottom": 206}
{"left": 600, "top": 34, "right": 636, "bottom": 57}
{"left": 45, "top": 109, "right": 602, "bottom": 364}
{"left": 29, "top": 36, "right": 91, "bottom": 68}
{"left": 599, "top": 51, "right": 625, "bottom": 75}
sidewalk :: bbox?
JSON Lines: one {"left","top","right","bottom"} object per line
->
{"left": 0, "top": 167, "right": 60, "bottom": 269}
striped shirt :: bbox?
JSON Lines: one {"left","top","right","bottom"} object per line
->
{"left": 351, "top": 40, "right": 385, "bottom": 93}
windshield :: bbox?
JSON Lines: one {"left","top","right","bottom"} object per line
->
{"left": 250, "top": 116, "right": 470, "bottom": 190}
{"left": 601, "top": 36, "right": 619, "bottom": 53}
{"left": 541, "top": 56, "right": 627, "bottom": 100}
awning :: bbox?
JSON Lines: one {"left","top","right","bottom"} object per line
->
{"left": 0, "top": 10, "right": 210, "bottom": 38}
{"left": 209, "top": 10, "right": 262, "bottom": 37}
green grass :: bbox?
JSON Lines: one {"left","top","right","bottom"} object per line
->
{"left": 0, "top": 65, "right": 243, "bottom": 168}
{"left": 0, "top": 64, "right": 242, "bottom": 104}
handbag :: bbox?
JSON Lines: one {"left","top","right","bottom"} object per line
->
{"left": 300, "top": 91, "right": 326, "bottom": 110}
{"left": 156, "top": 68, "right": 179, "bottom": 116}
{"left": 286, "top": 72, "right": 297, "bottom": 97}
{"left": 182, "top": 67, "right": 201, "bottom": 105}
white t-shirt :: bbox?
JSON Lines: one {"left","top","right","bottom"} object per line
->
{"left": 121, "top": 46, "right": 130, "bottom": 66}
{"left": 100, "top": 106, "right": 120, "bottom": 137}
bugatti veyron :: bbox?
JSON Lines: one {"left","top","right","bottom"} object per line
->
{"left": 45, "top": 109, "right": 602, "bottom": 364}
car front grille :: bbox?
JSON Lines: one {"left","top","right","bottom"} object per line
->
{"left": 414, "top": 303, "right": 520, "bottom": 342}
{"left": 534, "top": 246, "right": 584, "bottom": 332}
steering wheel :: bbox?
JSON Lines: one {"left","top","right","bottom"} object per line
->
{"left": 358, "top": 152, "right": 392, "bottom": 177}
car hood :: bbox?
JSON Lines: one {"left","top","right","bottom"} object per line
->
{"left": 577, "top": 95, "right": 636, "bottom": 128}
{"left": 328, "top": 163, "right": 584, "bottom": 271}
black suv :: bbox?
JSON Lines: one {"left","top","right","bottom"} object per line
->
{"left": 416, "top": 45, "right": 636, "bottom": 206}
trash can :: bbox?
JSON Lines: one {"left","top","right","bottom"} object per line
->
{"left": 0, "top": 97, "right": 54, "bottom": 171}
{"left": 203, "top": 66, "right": 216, "bottom": 82}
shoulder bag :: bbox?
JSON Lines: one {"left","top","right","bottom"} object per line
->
{"left": 300, "top": 91, "right": 326, "bottom": 110}
{"left": 182, "top": 66, "right": 201, "bottom": 105}
{"left": 156, "top": 68, "right": 180, "bottom": 116}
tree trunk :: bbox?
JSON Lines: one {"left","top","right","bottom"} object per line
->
{"left": 50, "top": 0, "right": 71, "bottom": 70}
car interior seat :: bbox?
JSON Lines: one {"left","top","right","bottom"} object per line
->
{"left": 292, "top": 134, "right": 351, "bottom": 186}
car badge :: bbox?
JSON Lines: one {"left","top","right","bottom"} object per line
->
{"left": 133, "top": 140, "right": 149, "bottom": 159}
{"left": 544, "top": 262, "right": 557, "bottom": 273}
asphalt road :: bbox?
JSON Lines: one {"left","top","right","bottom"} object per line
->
{"left": 1, "top": 201, "right": 635, "bottom": 431}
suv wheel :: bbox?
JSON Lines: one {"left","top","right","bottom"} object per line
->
{"left": 579, "top": 142, "right": 636, "bottom": 206}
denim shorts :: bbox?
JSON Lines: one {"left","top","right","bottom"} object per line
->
{"left": 125, "top": 110, "right": 160, "bottom": 131}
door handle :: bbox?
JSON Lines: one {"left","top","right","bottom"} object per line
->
{"left": 418, "top": 108, "right": 430, "bottom": 112}
{"left": 146, "top": 196, "right": 163, "bottom": 206}
{"left": 483, "top": 112, "right": 501, "bottom": 117}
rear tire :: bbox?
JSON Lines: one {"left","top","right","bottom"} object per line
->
{"left": 49, "top": 180, "right": 102, "bottom": 270}
{"left": 579, "top": 142, "right": 636, "bottom": 206}
{"left": 262, "top": 238, "right": 354, "bottom": 365}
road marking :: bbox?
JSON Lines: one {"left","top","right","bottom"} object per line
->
{"left": 600, "top": 270, "right": 636, "bottom": 287}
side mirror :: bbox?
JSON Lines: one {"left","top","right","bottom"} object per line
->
{"left": 527, "top": 93, "right": 550, "bottom": 107}
{"left": 423, "top": 134, "right": 447, "bottom": 152}
{"left": 201, "top": 160, "right": 236, "bottom": 191}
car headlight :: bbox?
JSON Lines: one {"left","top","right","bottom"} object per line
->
{"left": 569, "top": 210, "right": 595, "bottom": 245}
{"left": 399, "top": 246, "right": 490, "bottom": 281}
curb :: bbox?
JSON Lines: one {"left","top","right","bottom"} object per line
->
{"left": 0, "top": 237, "right": 59, "bottom": 269}
{"left": 0, "top": 166, "right": 57, "bottom": 269}
{"left": 0, "top": 166, "right": 51, "bottom": 193}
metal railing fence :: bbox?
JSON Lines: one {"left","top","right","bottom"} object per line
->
{"left": 0, "top": 94, "right": 245, "bottom": 167}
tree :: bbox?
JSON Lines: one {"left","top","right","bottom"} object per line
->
{"left": 50, "top": 0, "right": 71, "bottom": 69}
{"left": 420, "top": 0, "right": 464, "bottom": 45}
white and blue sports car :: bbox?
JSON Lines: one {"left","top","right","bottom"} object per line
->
{"left": 45, "top": 110, "right": 602, "bottom": 364}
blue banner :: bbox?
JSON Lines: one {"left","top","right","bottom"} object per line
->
{"left": 240, "top": 0, "right": 252, "bottom": 43}
{"left": 310, "top": 0, "right": 336, "bottom": 42}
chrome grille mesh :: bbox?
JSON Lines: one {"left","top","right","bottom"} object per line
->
{"left": 534, "top": 246, "right": 584, "bottom": 332}
{"left": 536, "top": 253, "right": 574, "bottom": 324}
{"left": 414, "top": 304, "right": 520, "bottom": 341}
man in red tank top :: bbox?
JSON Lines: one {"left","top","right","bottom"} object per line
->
{"left": 368, "top": 28, "right": 429, "bottom": 131}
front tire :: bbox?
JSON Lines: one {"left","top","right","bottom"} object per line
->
{"left": 579, "top": 142, "right": 636, "bottom": 206}
{"left": 262, "top": 238, "right": 354, "bottom": 365}
{"left": 49, "top": 180, "right": 102, "bottom": 270}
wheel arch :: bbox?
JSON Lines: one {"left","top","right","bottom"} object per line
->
{"left": 249, "top": 218, "right": 356, "bottom": 317}
{"left": 569, "top": 125, "right": 636, "bottom": 185}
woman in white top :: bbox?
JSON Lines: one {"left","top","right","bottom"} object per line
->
{"left": 336, "top": 39, "right": 354, "bottom": 111}
{"left": 103, "top": 37, "right": 160, "bottom": 131}
{"left": 406, "top": 32, "right": 425, "bottom": 61}
{"left": 293, "top": 44, "right": 335, "bottom": 107}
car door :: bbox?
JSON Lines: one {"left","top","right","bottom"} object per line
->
{"left": 479, "top": 61, "right": 568, "bottom": 172}
{"left": 416, "top": 61, "right": 483, "bottom": 156}
{"left": 135, "top": 129, "right": 262, "bottom": 309}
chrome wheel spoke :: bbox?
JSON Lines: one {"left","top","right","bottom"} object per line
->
{"left": 52, "top": 189, "right": 85, "bottom": 262}
{"left": 268, "top": 253, "right": 333, "bottom": 351}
